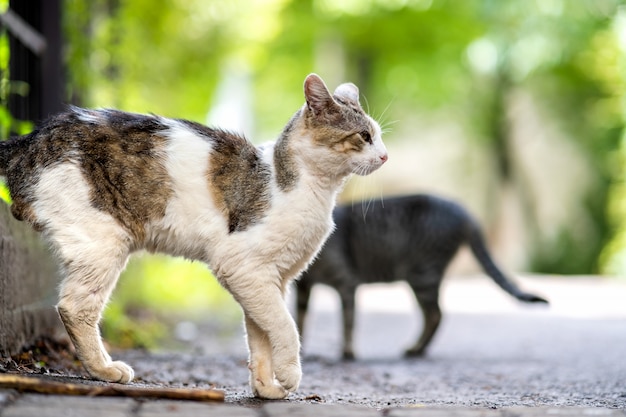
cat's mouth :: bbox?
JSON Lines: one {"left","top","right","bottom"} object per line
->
{"left": 355, "top": 155, "right": 388, "bottom": 176}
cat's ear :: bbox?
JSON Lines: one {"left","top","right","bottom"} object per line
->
{"left": 304, "top": 74, "right": 335, "bottom": 115}
{"left": 334, "top": 83, "right": 360, "bottom": 104}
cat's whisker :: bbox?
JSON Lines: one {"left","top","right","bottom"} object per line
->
{"left": 380, "top": 119, "right": 399, "bottom": 135}
{"left": 374, "top": 98, "right": 396, "bottom": 131}
{"left": 347, "top": 164, "right": 371, "bottom": 216}
{"left": 357, "top": 162, "right": 369, "bottom": 177}
{"left": 332, "top": 159, "right": 351, "bottom": 179}
{"left": 362, "top": 94, "right": 371, "bottom": 115}
{"left": 361, "top": 192, "right": 374, "bottom": 220}
{"left": 365, "top": 171, "right": 385, "bottom": 218}
{"left": 378, "top": 185, "right": 385, "bottom": 208}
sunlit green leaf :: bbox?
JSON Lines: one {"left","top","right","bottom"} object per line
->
{"left": 0, "top": 181, "right": 11, "bottom": 204}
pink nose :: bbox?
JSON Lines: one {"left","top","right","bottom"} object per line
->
{"left": 380, "top": 153, "right": 388, "bottom": 163}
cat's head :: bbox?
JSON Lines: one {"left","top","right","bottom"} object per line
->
{"left": 294, "top": 74, "right": 388, "bottom": 179}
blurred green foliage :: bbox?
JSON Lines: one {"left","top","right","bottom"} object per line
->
{"left": 0, "top": 20, "right": 34, "bottom": 140}
{"left": 0, "top": 6, "right": 32, "bottom": 204}
{"left": 63, "top": 0, "right": 626, "bottom": 276}
{"left": 4, "top": 0, "right": 625, "bottom": 345}
{"left": 103, "top": 255, "right": 241, "bottom": 348}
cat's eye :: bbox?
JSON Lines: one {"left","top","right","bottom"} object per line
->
{"left": 360, "top": 131, "right": 372, "bottom": 144}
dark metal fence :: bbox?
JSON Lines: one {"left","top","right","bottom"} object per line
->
{"left": 1, "top": 0, "right": 63, "bottom": 126}
{"left": 0, "top": 0, "right": 64, "bottom": 355}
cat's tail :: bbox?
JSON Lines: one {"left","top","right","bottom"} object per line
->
{"left": 467, "top": 221, "right": 549, "bottom": 304}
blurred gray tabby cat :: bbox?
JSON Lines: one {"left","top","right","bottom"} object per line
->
{"left": 296, "top": 194, "right": 548, "bottom": 359}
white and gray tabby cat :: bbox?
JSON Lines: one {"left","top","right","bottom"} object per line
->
{"left": 0, "top": 74, "right": 388, "bottom": 399}
{"left": 296, "top": 194, "right": 548, "bottom": 359}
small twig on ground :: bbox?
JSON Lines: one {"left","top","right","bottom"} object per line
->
{"left": 0, "top": 373, "right": 224, "bottom": 402}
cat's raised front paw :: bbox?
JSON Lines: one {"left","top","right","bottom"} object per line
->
{"left": 274, "top": 362, "right": 301, "bottom": 392}
{"left": 87, "top": 360, "right": 135, "bottom": 384}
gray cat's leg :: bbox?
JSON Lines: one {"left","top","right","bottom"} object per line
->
{"left": 56, "top": 246, "right": 132, "bottom": 383}
{"left": 340, "top": 287, "right": 357, "bottom": 360}
{"left": 405, "top": 283, "right": 441, "bottom": 357}
{"left": 295, "top": 279, "right": 313, "bottom": 338}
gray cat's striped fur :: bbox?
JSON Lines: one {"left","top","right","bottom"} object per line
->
{"left": 296, "top": 194, "right": 548, "bottom": 359}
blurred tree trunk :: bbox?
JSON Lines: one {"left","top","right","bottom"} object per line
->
{"left": 486, "top": 70, "right": 541, "bottom": 269}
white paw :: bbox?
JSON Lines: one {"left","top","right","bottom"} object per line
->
{"left": 87, "top": 360, "right": 135, "bottom": 384}
{"left": 274, "top": 363, "right": 301, "bottom": 392}
{"left": 252, "top": 378, "right": 288, "bottom": 400}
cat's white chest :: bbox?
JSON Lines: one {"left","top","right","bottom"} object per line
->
{"left": 209, "top": 180, "right": 336, "bottom": 286}
{"left": 273, "top": 190, "right": 334, "bottom": 277}
{"left": 255, "top": 179, "right": 335, "bottom": 279}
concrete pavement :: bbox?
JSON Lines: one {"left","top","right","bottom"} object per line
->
{"left": 0, "top": 275, "right": 625, "bottom": 416}
{"left": 1, "top": 393, "right": 625, "bottom": 416}
{"left": 0, "top": 393, "right": 626, "bottom": 417}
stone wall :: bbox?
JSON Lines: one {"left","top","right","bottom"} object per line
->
{"left": 0, "top": 202, "right": 62, "bottom": 356}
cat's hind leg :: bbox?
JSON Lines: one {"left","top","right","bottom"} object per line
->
{"left": 339, "top": 286, "right": 357, "bottom": 360}
{"left": 405, "top": 279, "right": 442, "bottom": 357}
{"left": 295, "top": 278, "right": 313, "bottom": 339}
{"left": 55, "top": 228, "right": 133, "bottom": 383}
{"left": 34, "top": 164, "right": 134, "bottom": 383}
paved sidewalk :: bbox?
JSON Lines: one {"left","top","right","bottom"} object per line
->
{"left": 0, "top": 275, "right": 625, "bottom": 416}
{"left": 1, "top": 393, "right": 625, "bottom": 417}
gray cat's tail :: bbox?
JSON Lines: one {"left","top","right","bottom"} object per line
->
{"left": 467, "top": 221, "right": 548, "bottom": 304}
